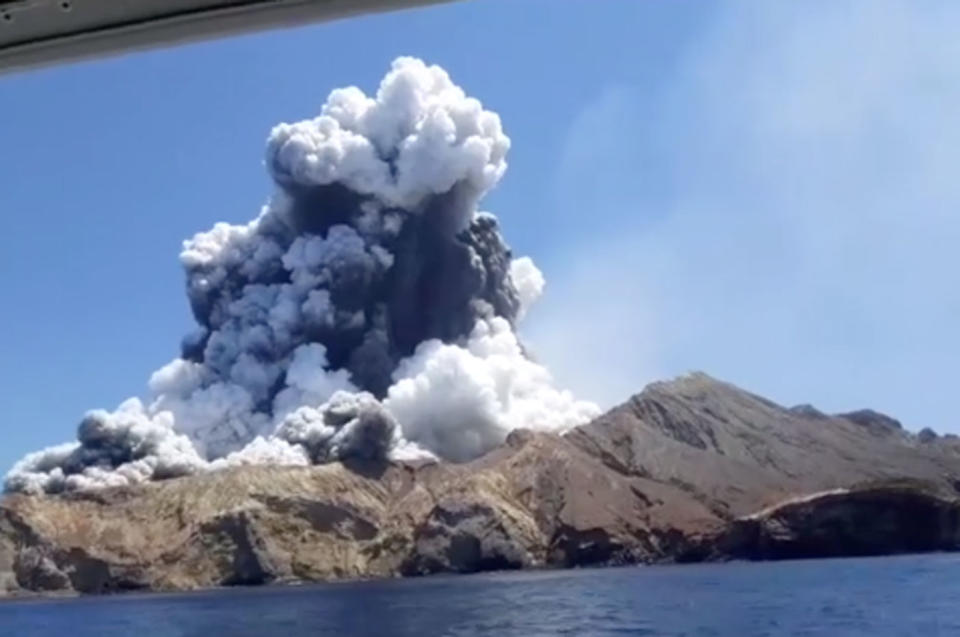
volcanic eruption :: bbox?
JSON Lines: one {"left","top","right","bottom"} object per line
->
{"left": 5, "top": 57, "right": 598, "bottom": 495}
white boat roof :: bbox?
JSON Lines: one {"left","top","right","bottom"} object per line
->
{"left": 0, "top": 0, "right": 449, "bottom": 74}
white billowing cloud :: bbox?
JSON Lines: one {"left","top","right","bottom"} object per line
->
{"left": 216, "top": 436, "right": 310, "bottom": 468}
{"left": 528, "top": 0, "right": 960, "bottom": 426}
{"left": 385, "top": 317, "right": 600, "bottom": 462}
{"left": 266, "top": 56, "right": 510, "bottom": 222}
{"left": 509, "top": 257, "right": 545, "bottom": 320}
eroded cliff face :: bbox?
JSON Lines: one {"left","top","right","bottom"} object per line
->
{"left": 3, "top": 373, "right": 960, "bottom": 597}
{"left": 0, "top": 513, "right": 19, "bottom": 594}
{"left": 0, "top": 430, "right": 722, "bottom": 596}
{"left": 721, "top": 482, "right": 960, "bottom": 559}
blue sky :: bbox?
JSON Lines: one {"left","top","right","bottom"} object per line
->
{"left": 1, "top": 0, "right": 958, "bottom": 473}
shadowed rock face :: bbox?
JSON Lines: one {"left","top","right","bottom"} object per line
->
{"left": 720, "top": 482, "right": 960, "bottom": 559}
{"left": 3, "top": 372, "right": 960, "bottom": 597}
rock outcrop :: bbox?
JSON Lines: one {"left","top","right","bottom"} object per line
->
{"left": 3, "top": 372, "right": 959, "bottom": 597}
{"left": 568, "top": 373, "right": 960, "bottom": 518}
{"left": 721, "top": 481, "right": 960, "bottom": 559}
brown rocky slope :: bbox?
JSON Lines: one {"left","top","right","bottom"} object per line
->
{"left": 3, "top": 372, "right": 960, "bottom": 597}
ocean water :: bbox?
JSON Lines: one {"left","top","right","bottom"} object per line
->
{"left": 2, "top": 554, "right": 959, "bottom": 636}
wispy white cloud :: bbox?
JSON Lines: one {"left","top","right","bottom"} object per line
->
{"left": 524, "top": 0, "right": 960, "bottom": 430}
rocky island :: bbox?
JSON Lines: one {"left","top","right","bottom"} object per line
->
{"left": 3, "top": 372, "right": 959, "bottom": 597}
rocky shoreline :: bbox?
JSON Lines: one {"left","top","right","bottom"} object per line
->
{"left": 4, "top": 373, "right": 959, "bottom": 597}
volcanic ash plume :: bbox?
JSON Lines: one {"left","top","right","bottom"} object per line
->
{"left": 5, "top": 57, "right": 599, "bottom": 495}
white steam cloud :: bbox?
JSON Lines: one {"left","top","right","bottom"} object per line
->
{"left": 5, "top": 57, "right": 598, "bottom": 495}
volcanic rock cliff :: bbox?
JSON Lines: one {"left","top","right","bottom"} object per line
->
{"left": 3, "top": 373, "right": 960, "bottom": 597}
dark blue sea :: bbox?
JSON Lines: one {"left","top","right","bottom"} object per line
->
{"left": 2, "top": 554, "right": 959, "bottom": 636}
